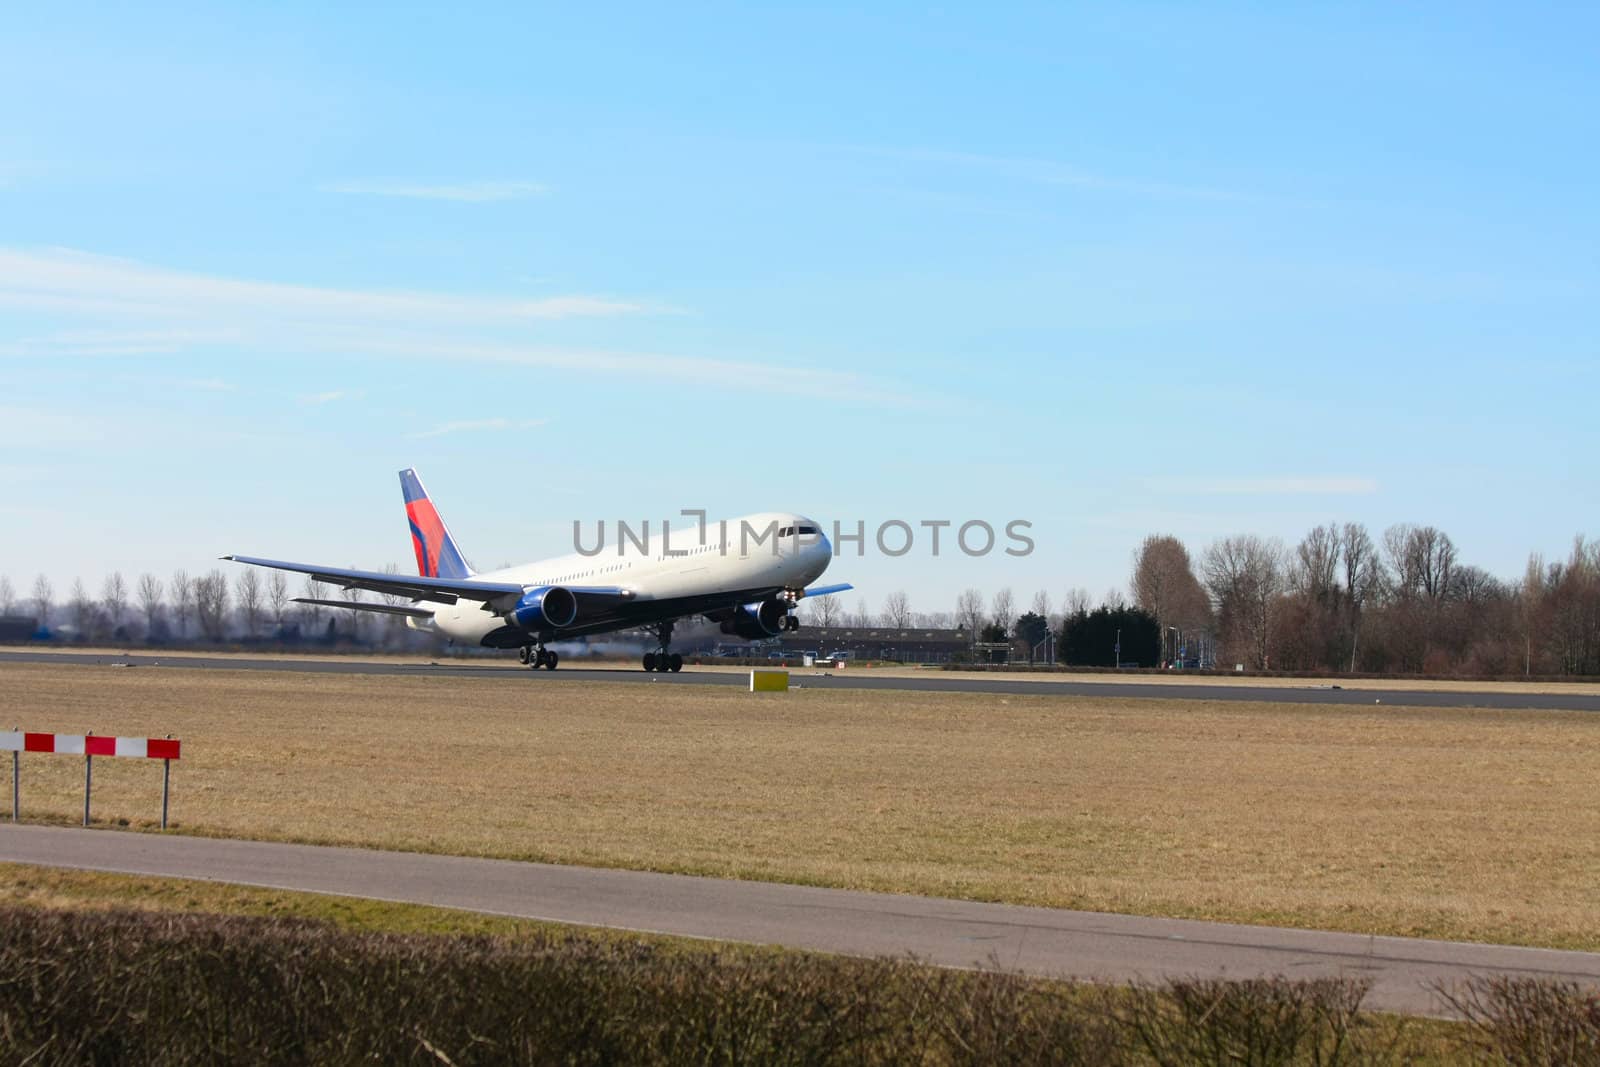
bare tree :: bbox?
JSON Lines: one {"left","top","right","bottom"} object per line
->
{"left": 1517, "top": 552, "right": 1545, "bottom": 675}
{"left": 1030, "top": 589, "right": 1052, "bottom": 621}
{"left": 300, "top": 577, "right": 328, "bottom": 629}
{"left": 375, "top": 564, "right": 409, "bottom": 648}
{"left": 0, "top": 575, "right": 13, "bottom": 615}
{"left": 1101, "top": 587, "right": 1127, "bottom": 611}
{"left": 102, "top": 572, "right": 128, "bottom": 634}
{"left": 33, "top": 574, "right": 53, "bottom": 626}
{"left": 1131, "top": 535, "right": 1210, "bottom": 662}
{"left": 1291, "top": 525, "right": 1341, "bottom": 600}
{"left": 1339, "top": 523, "right": 1383, "bottom": 670}
{"left": 1380, "top": 523, "right": 1458, "bottom": 671}
{"left": 137, "top": 573, "right": 163, "bottom": 636}
{"left": 955, "top": 588, "right": 985, "bottom": 637}
{"left": 851, "top": 597, "right": 874, "bottom": 627}
{"left": 1416, "top": 527, "right": 1458, "bottom": 604}
{"left": 883, "top": 590, "right": 912, "bottom": 628}
{"left": 341, "top": 574, "right": 367, "bottom": 640}
{"left": 70, "top": 578, "right": 93, "bottom": 635}
{"left": 1384, "top": 524, "right": 1457, "bottom": 604}
{"left": 267, "top": 571, "right": 290, "bottom": 634}
{"left": 1063, "top": 587, "right": 1092, "bottom": 617}
{"left": 170, "top": 570, "right": 194, "bottom": 640}
{"left": 1133, "top": 534, "right": 1183, "bottom": 625}
{"left": 1202, "top": 535, "right": 1286, "bottom": 669}
{"left": 236, "top": 569, "right": 263, "bottom": 637}
{"left": 194, "top": 570, "right": 230, "bottom": 641}
{"left": 990, "top": 587, "right": 1015, "bottom": 636}
{"left": 808, "top": 593, "right": 841, "bottom": 629}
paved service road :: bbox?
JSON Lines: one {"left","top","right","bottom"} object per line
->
{"left": 4, "top": 650, "right": 1599, "bottom": 710}
{"left": 3, "top": 825, "right": 1597, "bottom": 1017}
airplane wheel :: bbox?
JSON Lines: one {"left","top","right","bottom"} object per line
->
{"left": 545, "top": 651, "right": 559, "bottom": 670}
{"left": 643, "top": 652, "right": 657, "bottom": 672}
{"left": 668, "top": 653, "right": 683, "bottom": 673}
{"left": 518, "top": 646, "right": 531, "bottom": 664}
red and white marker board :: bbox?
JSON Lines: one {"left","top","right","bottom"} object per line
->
{"left": 0, "top": 732, "right": 180, "bottom": 759}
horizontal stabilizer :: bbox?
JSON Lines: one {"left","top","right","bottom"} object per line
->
{"left": 292, "top": 597, "right": 435, "bottom": 618}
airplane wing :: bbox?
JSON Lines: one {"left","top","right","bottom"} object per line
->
{"left": 224, "top": 555, "right": 524, "bottom": 606}
{"left": 292, "top": 597, "right": 437, "bottom": 618}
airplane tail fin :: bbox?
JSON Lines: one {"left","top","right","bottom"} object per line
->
{"left": 399, "top": 468, "right": 475, "bottom": 579}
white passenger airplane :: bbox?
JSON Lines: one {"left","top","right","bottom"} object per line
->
{"left": 225, "top": 469, "right": 850, "bottom": 672}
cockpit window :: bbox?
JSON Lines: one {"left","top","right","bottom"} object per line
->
{"left": 779, "top": 525, "right": 795, "bottom": 537}
{"left": 798, "top": 525, "right": 818, "bottom": 535}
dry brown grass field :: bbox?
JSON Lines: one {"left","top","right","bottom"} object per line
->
{"left": 2, "top": 661, "right": 1597, "bottom": 951}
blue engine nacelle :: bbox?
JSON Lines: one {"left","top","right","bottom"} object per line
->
{"left": 719, "top": 598, "right": 787, "bottom": 639}
{"left": 508, "top": 585, "right": 578, "bottom": 630}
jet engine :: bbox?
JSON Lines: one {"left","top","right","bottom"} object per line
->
{"left": 718, "top": 598, "right": 788, "bottom": 639}
{"left": 508, "top": 585, "right": 578, "bottom": 630}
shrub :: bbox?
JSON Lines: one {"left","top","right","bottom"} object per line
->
{"left": 0, "top": 906, "right": 1431, "bottom": 1065}
{"left": 1117, "top": 976, "right": 1379, "bottom": 1067}
{"left": 1440, "top": 976, "right": 1600, "bottom": 1067}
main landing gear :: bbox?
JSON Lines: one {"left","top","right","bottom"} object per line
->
{"left": 643, "top": 620, "right": 683, "bottom": 673}
{"left": 519, "top": 644, "right": 559, "bottom": 671}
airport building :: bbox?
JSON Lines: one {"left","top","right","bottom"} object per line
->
{"left": 773, "top": 626, "right": 972, "bottom": 663}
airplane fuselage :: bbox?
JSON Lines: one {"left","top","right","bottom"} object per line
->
{"left": 426, "top": 511, "right": 833, "bottom": 646}
{"left": 227, "top": 471, "right": 849, "bottom": 672}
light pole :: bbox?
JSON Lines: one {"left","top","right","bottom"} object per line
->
{"left": 1114, "top": 627, "right": 1121, "bottom": 669}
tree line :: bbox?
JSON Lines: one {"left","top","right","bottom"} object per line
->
{"left": 803, "top": 524, "right": 1599, "bottom": 676}
{"left": 0, "top": 568, "right": 423, "bottom": 650}
{"left": 6, "top": 523, "right": 1597, "bottom": 674}
{"left": 1126, "top": 524, "right": 1600, "bottom": 675}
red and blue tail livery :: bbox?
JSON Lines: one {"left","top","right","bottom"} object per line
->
{"left": 400, "top": 468, "right": 474, "bottom": 580}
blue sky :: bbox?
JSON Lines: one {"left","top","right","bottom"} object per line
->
{"left": 3, "top": 3, "right": 1596, "bottom": 615}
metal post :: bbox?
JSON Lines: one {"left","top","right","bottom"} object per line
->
{"left": 83, "top": 736, "right": 93, "bottom": 828}
{"left": 10, "top": 725, "right": 17, "bottom": 823}
{"left": 161, "top": 734, "right": 172, "bottom": 830}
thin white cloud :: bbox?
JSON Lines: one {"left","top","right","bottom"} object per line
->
{"left": 1144, "top": 476, "right": 1379, "bottom": 495}
{"left": 841, "top": 144, "right": 1239, "bottom": 201}
{"left": 0, "top": 248, "right": 648, "bottom": 325}
{"left": 351, "top": 335, "right": 926, "bottom": 407}
{"left": 299, "top": 390, "right": 349, "bottom": 405}
{"left": 0, "top": 406, "right": 105, "bottom": 446}
{"left": 0, "top": 247, "right": 932, "bottom": 408}
{"left": 176, "top": 377, "right": 236, "bottom": 392}
{"left": 326, "top": 179, "right": 549, "bottom": 202}
{"left": 407, "top": 417, "right": 548, "bottom": 439}
{"left": 0, "top": 327, "right": 247, "bottom": 357}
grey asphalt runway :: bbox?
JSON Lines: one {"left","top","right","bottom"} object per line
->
{"left": 4, "top": 649, "right": 1599, "bottom": 710}
{"left": 3, "top": 824, "right": 1597, "bottom": 1017}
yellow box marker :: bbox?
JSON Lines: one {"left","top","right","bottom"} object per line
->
{"left": 749, "top": 669, "right": 789, "bottom": 692}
